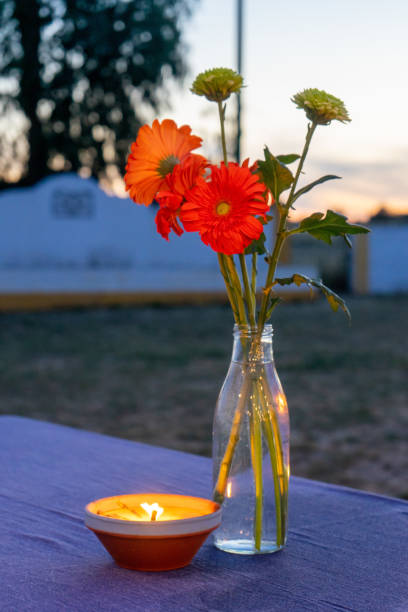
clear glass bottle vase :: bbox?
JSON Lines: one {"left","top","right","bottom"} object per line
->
{"left": 212, "top": 324, "right": 290, "bottom": 554}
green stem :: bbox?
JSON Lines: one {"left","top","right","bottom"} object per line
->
{"left": 285, "top": 121, "right": 317, "bottom": 209}
{"left": 217, "top": 253, "right": 240, "bottom": 324}
{"left": 217, "top": 100, "right": 228, "bottom": 165}
{"left": 239, "top": 253, "right": 255, "bottom": 327}
{"left": 258, "top": 121, "right": 318, "bottom": 329}
{"left": 258, "top": 379, "right": 286, "bottom": 547}
{"left": 225, "top": 255, "right": 247, "bottom": 325}
{"left": 213, "top": 373, "right": 251, "bottom": 504}
{"left": 212, "top": 87, "right": 290, "bottom": 554}
{"left": 251, "top": 253, "right": 257, "bottom": 299}
{"left": 258, "top": 208, "right": 287, "bottom": 329}
{"left": 213, "top": 92, "right": 253, "bottom": 506}
{"left": 215, "top": 100, "right": 248, "bottom": 326}
{"left": 250, "top": 380, "right": 263, "bottom": 551}
{"left": 263, "top": 376, "right": 289, "bottom": 528}
{"left": 264, "top": 391, "right": 287, "bottom": 495}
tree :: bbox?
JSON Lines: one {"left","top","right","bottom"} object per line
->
{"left": 0, "top": 0, "right": 196, "bottom": 188}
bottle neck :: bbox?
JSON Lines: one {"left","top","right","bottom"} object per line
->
{"left": 231, "top": 325, "right": 274, "bottom": 364}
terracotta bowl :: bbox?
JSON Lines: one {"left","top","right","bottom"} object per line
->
{"left": 85, "top": 493, "right": 221, "bottom": 571}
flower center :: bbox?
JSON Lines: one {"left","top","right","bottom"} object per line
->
{"left": 216, "top": 201, "right": 231, "bottom": 216}
{"left": 157, "top": 155, "right": 180, "bottom": 178}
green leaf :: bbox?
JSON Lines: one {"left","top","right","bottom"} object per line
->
{"left": 273, "top": 274, "right": 351, "bottom": 320}
{"left": 292, "top": 175, "right": 340, "bottom": 204}
{"left": 245, "top": 232, "right": 267, "bottom": 255}
{"left": 295, "top": 209, "right": 370, "bottom": 245}
{"left": 265, "top": 296, "right": 281, "bottom": 321}
{"left": 257, "top": 146, "right": 294, "bottom": 201}
{"left": 276, "top": 154, "right": 300, "bottom": 165}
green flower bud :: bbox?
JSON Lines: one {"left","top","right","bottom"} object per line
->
{"left": 291, "top": 88, "right": 351, "bottom": 125}
{"left": 191, "top": 67, "right": 243, "bottom": 103}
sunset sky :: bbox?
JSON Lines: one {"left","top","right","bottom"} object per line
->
{"left": 148, "top": 0, "right": 408, "bottom": 222}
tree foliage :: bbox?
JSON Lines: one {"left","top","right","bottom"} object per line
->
{"left": 0, "top": 0, "right": 196, "bottom": 187}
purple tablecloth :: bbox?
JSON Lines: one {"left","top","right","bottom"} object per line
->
{"left": 1, "top": 415, "right": 407, "bottom": 611}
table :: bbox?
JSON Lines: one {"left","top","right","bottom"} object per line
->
{"left": 1, "top": 415, "right": 407, "bottom": 611}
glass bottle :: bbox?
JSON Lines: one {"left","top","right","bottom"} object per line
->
{"left": 212, "top": 324, "right": 289, "bottom": 554}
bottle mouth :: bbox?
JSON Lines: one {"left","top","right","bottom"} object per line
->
{"left": 233, "top": 324, "right": 273, "bottom": 338}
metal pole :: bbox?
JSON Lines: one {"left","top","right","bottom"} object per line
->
{"left": 236, "top": 0, "right": 243, "bottom": 163}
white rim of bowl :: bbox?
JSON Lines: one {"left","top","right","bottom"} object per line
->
{"left": 84, "top": 498, "right": 222, "bottom": 537}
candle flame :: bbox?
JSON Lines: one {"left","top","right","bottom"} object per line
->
{"left": 140, "top": 502, "right": 164, "bottom": 521}
{"left": 226, "top": 482, "right": 232, "bottom": 498}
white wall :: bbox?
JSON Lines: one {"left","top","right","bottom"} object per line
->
{"left": 369, "top": 224, "right": 408, "bottom": 293}
{"left": 0, "top": 174, "right": 315, "bottom": 295}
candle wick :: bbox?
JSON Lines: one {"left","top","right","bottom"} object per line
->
{"left": 151, "top": 510, "right": 157, "bottom": 522}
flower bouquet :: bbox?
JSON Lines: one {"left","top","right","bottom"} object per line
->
{"left": 124, "top": 68, "right": 369, "bottom": 554}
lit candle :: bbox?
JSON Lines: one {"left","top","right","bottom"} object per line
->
{"left": 140, "top": 502, "right": 163, "bottom": 521}
{"left": 85, "top": 493, "right": 221, "bottom": 571}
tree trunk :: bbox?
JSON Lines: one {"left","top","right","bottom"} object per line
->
{"left": 14, "top": 0, "right": 48, "bottom": 185}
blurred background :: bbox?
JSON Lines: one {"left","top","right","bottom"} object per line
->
{"left": 0, "top": 0, "right": 407, "bottom": 498}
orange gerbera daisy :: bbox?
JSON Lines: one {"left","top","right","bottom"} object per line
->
{"left": 125, "top": 119, "right": 204, "bottom": 206}
{"left": 181, "top": 162, "right": 269, "bottom": 255}
{"left": 155, "top": 155, "right": 207, "bottom": 240}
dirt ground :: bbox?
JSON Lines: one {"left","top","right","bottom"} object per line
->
{"left": 0, "top": 295, "right": 407, "bottom": 498}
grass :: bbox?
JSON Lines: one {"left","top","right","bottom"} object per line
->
{"left": 1, "top": 295, "right": 407, "bottom": 498}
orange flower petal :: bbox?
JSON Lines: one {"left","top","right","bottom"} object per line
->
{"left": 181, "top": 162, "right": 269, "bottom": 255}
{"left": 124, "top": 120, "right": 203, "bottom": 206}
